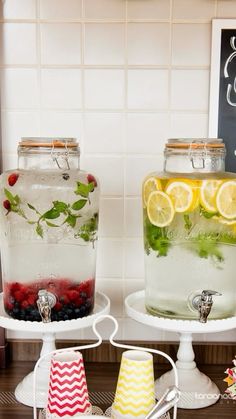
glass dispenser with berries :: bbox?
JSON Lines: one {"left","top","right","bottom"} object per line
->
{"left": 0, "top": 138, "right": 99, "bottom": 322}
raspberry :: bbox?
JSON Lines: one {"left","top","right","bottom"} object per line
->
{"left": 11, "top": 283, "right": 21, "bottom": 292}
{"left": 67, "top": 290, "right": 79, "bottom": 302}
{"left": 75, "top": 297, "right": 83, "bottom": 307}
{"left": 27, "top": 295, "right": 36, "bottom": 306}
{"left": 21, "top": 300, "right": 29, "bottom": 309}
{"left": 87, "top": 174, "right": 97, "bottom": 188}
{"left": 14, "top": 291, "right": 25, "bottom": 302}
{"left": 54, "top": 302, "right": 62, "bottom": 311}
{"left": 3, "top": 200, "right": 11, "bottom": 211}
{"left": 78, "top": 279, "right": 95, "bottom": 298}
{"left": 59, "top": 295, "right": 69, "bottom": 305}
{"left": 8, "top": 173, "right": 19, "bottom": 187}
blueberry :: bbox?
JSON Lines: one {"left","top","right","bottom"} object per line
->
{"left": 13, "top": 307, "right": 19, "bottom": 315}
{"left": 63, "top": 314, "right": 69, "bottom": 320}
{"left": 74, "top": 308, "right": 81, "bottom": 315}
{"left": 79, "top": 306, "right": 86, "bottom": 316}
{"left": 31, "top": 310, "right": 41, "bottom": 321}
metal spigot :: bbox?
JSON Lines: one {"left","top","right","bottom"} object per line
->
{"left": 145, "top": 386, "right": 180, "bottom": 419}
{"left": 192, "top": 290, "right": 222, "bottom": 323}
{"left": 37, "top": 290, "right": 56, "bottom": 323}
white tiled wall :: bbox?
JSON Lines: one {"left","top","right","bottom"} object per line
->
{"left": 1, "top": 0, "right": 236, "bottom": 343}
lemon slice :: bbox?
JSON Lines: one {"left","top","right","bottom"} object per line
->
{"left": 165, "top": 180, "right": 197, "bottom": 213}
{"left": 216, "top": 180, "right": 236, "bottom": 219}
{"left": 147, "top": 191, "right": 175, "bottom": 227}
{"left": 143, "top": 176, "right": 162, "bottom": 207}
{"left": 200, "top": 180, "right": 222, "bottom": 213}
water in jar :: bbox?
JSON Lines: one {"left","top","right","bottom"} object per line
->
{"left": 0, "top": 169, "right": 99, "bottom": 321}
{"left": 143, "top": 172, "right": 236, "bottom": 319}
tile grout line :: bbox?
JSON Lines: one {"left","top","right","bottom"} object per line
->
{"left": 36, "top": 0, "right": 42, "bottom": 132}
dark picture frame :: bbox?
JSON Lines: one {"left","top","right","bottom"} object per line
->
{"left": 209, "top": 19, "right": 236, "bottom": 172}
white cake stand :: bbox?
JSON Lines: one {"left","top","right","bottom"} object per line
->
{"left": 0, "top": 292, "right": 110, "bottom": 408}
{"left": 125, "top": 290, "right": 236, "bottom": 410}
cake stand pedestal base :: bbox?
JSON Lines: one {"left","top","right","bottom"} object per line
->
{"left": 125, "top": 290, "right": 236, "bottom": 410}
{"left": 155, "top": 332, "right": 220, "bottom": 409}
{"left": 0, "top": 292, "right": 110, "bottom": 408}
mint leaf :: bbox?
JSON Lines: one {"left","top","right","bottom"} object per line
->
{"left": 27, "top": 203, "right": 36, "bottom": 211}
{"left": 42, "top": 209, "right": 60, "bottom": 220}
{"left": 53, "top": 201, "right": 68, "bottom": 213}
{"left": 65, "top": 214, "right": 77, "bottom": 228}
{"left": 4, "top": 188, "right": 16, "bottom": 205}
{"left": 143, "top": 211, "right": 171, "bottom": 257}
{"left": 36, "top": 223, "right": 43, "bottom": 238}
{"left": 76, "top": 214, "right": 98, "bottom": 242}
{"left": 74, "top": 182, "right": 90, "bottom": 198}
{"left": 184, "top": 214, "right": 192, "bottom": 231}
{"left": 72, "top": 199, "right": 87, "bottom": 211}
{"left": 14, "top": 194, "right": 20, "bottom": 205}
{"left": 88, "top": 182, "right": 95, "bottom": 192}
{"left": 190, "top": 233, "right": 224, "bottom": 262}
{"left": 200, "top": 206, "right": 218, "bottom": 219}
{"left": 46, "top": 221, "right": 59, "bottom": 227}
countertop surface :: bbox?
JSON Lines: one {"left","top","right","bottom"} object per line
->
{"left": 0, "top": 362, "right": 235, "bottom": 418}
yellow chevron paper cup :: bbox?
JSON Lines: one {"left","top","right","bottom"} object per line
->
{"left": 46, "top": 351, "right": 92, "bottom": 418}
{"left": 111, "top": 350, "right": 155, "bottom": 419}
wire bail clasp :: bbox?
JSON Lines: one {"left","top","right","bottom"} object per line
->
{"left": 188, "top": 139, "right": 206, "bottom": 170}
{"left": 51, "top": 140, "right": 70, "bottom": 170}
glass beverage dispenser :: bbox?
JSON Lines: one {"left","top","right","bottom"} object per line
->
{"left": 0, "top": 138, "right": 99, "bottom": 322}
{"left": 142, "top": 139, "right": 236, "bottom": 321}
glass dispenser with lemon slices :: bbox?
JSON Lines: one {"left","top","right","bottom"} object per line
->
{"left": 142, "top": 138, "right": 236, "bottom": 320}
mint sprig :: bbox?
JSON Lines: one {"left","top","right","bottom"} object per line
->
{"left": 143, "top": 211, "right": 171, "bottom": 257}
{"left": 4, "top": 180, "right": 97, "bottom": 242}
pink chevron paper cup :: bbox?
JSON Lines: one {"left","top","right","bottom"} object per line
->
{"left": 46, "top": 351, "right": 92, "bottom": 418}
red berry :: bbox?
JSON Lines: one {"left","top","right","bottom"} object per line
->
{"left": 14, "top": 291, "right": 25, "bottom": 302}
{"left": 54, "top": 302, "right": 62, "bottom": 311}
{"left": 67, "top": 289, "right": 79, "bottom": 302}
{"left": 8, "top": 173, "right": 19, "bottom": 187}
{"left": 60, "top": 295, "right": 69, "bottom": 305}
{"left": 27, "top": 295, "right": 36, "bottom": 306}
{"left": 87, "top": 174, "right": 97, "bottom": 188}
{"left": 3, "top": 200, "right": 11, "bottom": 211}
{"left": 21, "top": 300, "right": 29, "bottom": 309}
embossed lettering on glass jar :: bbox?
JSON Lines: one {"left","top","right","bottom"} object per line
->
{"left": 142, "top": 138, "right": 236, "bottom": 320}
{"left": 0, "top": 138, "right": 99, "bottom": 322}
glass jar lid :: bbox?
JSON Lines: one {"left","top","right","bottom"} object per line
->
{"left": 165, "top": 138, "right": 225, "bottom": 150}
{"left": 164, "top": 138, "right": 226, "bottom": 172}
{"left": 19, "top": 137, "right": 79, "bottom": 151}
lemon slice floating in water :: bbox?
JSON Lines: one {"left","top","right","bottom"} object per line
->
{"left": 216, "top": 180, "right": 236, "bottom": 219}
{"left": 200, "top": 179, "right": 222, "bottom": 213}
{"left": 143, "top": 176, "right": 162, "bottom": 207}
{"left": 165, "top": 179, "right": 197, "bottom": 213}
{"left": 147, "top": 191, "right": 175, "bottom": 227}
